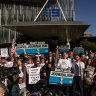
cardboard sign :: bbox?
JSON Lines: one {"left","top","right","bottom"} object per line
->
{"left": 86, "top": 66, "right": 95, "bottom": 77}
{"left": 49, "top": 70, "right": 74, "bottom": 85}
{"left": 29, "top": 68, "right": 40, "bottom": 84}
{"left": 1, "top": 48, "right": 8, "bottom": 57}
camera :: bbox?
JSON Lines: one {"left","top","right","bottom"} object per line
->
{"left": 0, "top": 66, "right": 20, "bottom": 81}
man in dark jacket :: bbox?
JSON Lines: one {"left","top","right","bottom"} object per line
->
{"left": 40, "top": 63, "right": 52, "bottom": 81}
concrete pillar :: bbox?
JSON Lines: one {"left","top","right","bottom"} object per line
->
{"left": 20, "top": 4, "right": 22, "bottom": 15}
{"left": 14, "top": 29, "right": 16, "bottom": 41}
{"left": 5, "top": 8, "right": 8, "bottom": 25}
{"left": 0, "top": 9, "right": 1, "bottom": 26}
{"left": 8, "top": 28, "right": 11, "bottom": 43}
{"left": 14, "top": 0, "right": 16, "bottom": 14}
{"left": 23, "top": 14, "right": 24, "bottom": 22}
{"left": 17, "top": 9, "right": 19, "bottom": 22}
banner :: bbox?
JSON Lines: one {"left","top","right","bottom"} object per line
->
{"left": 1, "top": 48, "right": 8, "bottom": 57}
{"left": 59, "top": 45, "right": 69, "bottom": 52}
{"left": 49, "top": 70, "right": 74, "bottom": 85}
{"left": 15, "top": 42, "right": 49, "bottom": 54}
{"left": 73, "top": 47, "right": 84, "bottom": 53}
{"left": 29, "top": 68, "right": 40, "bottom": 84}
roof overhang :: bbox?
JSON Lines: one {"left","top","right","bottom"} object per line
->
{"left": 2, "top": 21, "right": 90, "bottom": 42}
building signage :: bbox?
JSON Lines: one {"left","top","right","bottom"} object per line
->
{"left": 43, "top": 9, "right": 60, "bottom": 17}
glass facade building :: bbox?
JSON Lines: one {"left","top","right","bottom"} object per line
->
{"left": 0, "top": 0, "right": 75, "bottom": 44}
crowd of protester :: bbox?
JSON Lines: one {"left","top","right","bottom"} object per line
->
{"left": 0, "top": 50, "right": 96, "bottom": 96}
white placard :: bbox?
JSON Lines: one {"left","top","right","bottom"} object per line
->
{"left": 29, "top": 68, "right": 40, "bottom": 84}
{"left": 86, "top": 66, "right": 95, "bottom": 77}
{"left": 19, "top": 83, "right": 26, "bottom": 93}
{"left": 1, "top": 48, "right": 8, "bottom": 57}
{"left": 5, "top": 62, "right": 13, "bottom": 67}
{"left": 25, "top": 64, "right": 34, "bottom": 73}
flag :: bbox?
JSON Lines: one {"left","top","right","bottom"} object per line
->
{"left": 11, "top": 39, "right": 16, "bottom": 53}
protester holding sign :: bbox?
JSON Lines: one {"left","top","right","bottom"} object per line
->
{"left": 25, "top": 57, "right": 34, "bottom": 73}
{"left": 58, "top": 52, "right": 72, "bottom": 70}
{"left": 28, "top": 66, "right": 40, "bottom": 93}
{"left": 85, "top": 58, "right": 95, "bottom": 86}
{"left": 16, "top": 59, "right": 26, "bottom": 84}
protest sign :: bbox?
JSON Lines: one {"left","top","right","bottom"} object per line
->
{"left": 5, "top": 62, "right": 13, "bottom": 67}
{"left": 59, "top": 45, "right": 70, "bottom": 52}
{"left": 73, "top": 47, "right": 84, "bottom": 53}
{"left": 29, "top": 68, "right": 40, "bottom": 84}
{"left": 86, "top": 66, "right": 95, "bottom": 77}
{"left": 49, "top": 70, "right": 74, "bottom": 85}
{"left": 1, "top": 48, "right": 8, "bottom": 57}
{"left": 25, "top": 64, "right": 34, "bottom": 73}
{"left": 19, "top": 83, "right": 26, "bottom": 93}
{"left": 15, "top": 42, "right": 49, "bottom": 54}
